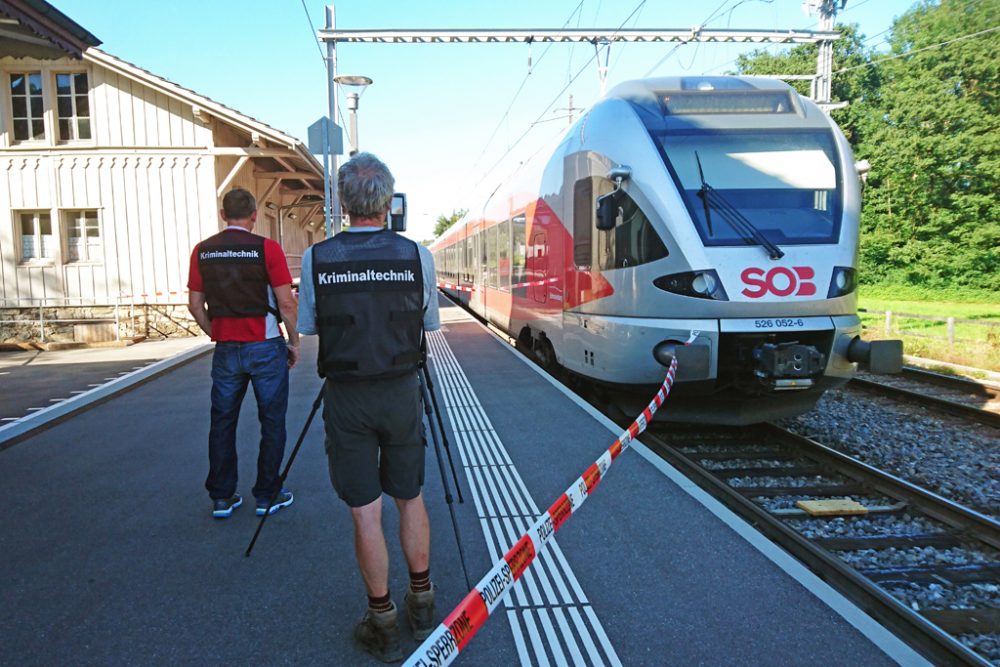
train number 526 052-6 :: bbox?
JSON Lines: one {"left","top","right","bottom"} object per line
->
{"left": 754, "top": 318, "right": 806, "bottom": 329}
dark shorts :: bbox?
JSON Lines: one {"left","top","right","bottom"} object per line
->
{"left": 323, "top": 373, "right": 425, "bottom": 507}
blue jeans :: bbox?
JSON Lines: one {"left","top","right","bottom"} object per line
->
{"left": 206, "top": 337, "right": 289, "bottom": 502}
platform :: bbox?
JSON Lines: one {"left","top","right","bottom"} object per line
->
{"left": 0, "top": 296, "right": 926, "bottom": 665}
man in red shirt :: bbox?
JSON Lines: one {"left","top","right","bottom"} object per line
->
{"left": 187, "top": 188, "right": 300, "bottom": 519}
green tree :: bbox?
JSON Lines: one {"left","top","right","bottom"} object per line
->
{"left": 735, "top": 1, "right": 1000, "bottom": 291}
{"left": 434, "top": 209, "right": 467, "bottom": 237}
{"left": 855, "top": 0, "right": 1000, "bottom": 290}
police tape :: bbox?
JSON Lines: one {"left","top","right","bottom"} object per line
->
{"left": 403, "top": 332, "right": 696, "bottom": 667}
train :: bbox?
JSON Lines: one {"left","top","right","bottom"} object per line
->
{"left": 430, "top": 76, "right": 901, "bottom": 425}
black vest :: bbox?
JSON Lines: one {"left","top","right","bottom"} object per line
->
{"left": 313, "top": 230, "right": 424, "bottom": 381}
{"left": 197, "top": 230, "right": 277, "bottom": 320}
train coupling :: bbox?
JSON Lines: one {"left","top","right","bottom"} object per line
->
{"left": 845, "top": 336, "right": 903, "bottom": 374}
{"left": 752, "top": 342, "right": 825, "bottom": 391}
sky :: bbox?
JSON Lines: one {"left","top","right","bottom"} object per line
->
{"left": 53, "top": 0, "right": 919, "bottom": 241}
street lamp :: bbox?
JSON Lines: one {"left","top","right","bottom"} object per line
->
{"left": 333, "top": 74, "right": 373, "bottom": 155}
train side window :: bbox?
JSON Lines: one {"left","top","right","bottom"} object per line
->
{"left": 597, "top": 190, "right": 669, "bottom": 270}
{"left": 498, "top": 219, "right": 510, "bottom": 291}
{"left": 486, "top": 224, "right": 498, "bottom": 289}
{"left": 573, "top": 178, "right": 593, "bottom": 268}
{"left": 512, "top": 214, "right": 526, "bottom": 287}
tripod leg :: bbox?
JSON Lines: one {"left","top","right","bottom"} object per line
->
{"left": 421, "top": 360, "right": 464, "bottom": 503}
{"left": 245, "top": 383, "right": 325, "bottom": 558}
{"left": 418, "top": 371, "right": 472, "bottom": 590}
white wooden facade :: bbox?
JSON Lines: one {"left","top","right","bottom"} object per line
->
{"left": 0, "top": 43, "right": 325, "bottom": 310}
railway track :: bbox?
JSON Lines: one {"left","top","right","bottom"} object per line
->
{"left": 641, "top": 423, "right": 1000, "bottom": 666}
{"left": 445, "top": 293, "right": 1000, "bottom": 662}
{"left": 850, "top": 367, "right": 1000, "bottom": 428}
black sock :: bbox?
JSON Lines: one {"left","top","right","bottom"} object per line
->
{"left": 368, "top": 592, "right": 393, "bottom": 613}
{"left": 409, "top": 569, "right": 431, "bottom": 593}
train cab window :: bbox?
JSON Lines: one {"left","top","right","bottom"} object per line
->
{"left": 658, "top": 130, "right": 842, "bottom": 246}
{"left": 511, "top": 214, "right": 526, "bottom": 287}
{"left": 573, "top": 178, "right": 593, "bottom": 268}
{"left": 486, "top": 225, "right": 498, "bottom": 289}
{"left": 597, "top": 191, "right": 669, "bottom": 270}
{"left": 498, "top": 219, "right": 510, "bottom": 291}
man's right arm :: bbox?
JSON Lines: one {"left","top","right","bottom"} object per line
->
{"left": 296, "top": 247, "right": 318, "bottom": 336}
{"left": 188, "top": 291, "right": 212, "bottom": 336}
{"left": 186, "top": 245, "right": 212, "bottom": 336}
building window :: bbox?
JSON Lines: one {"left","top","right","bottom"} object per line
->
{"left": 55, "top": 72, "right": 91, "bottom": 141}
{"left": 64, "top": 210, "right": 101, "bottom": 262}
{"left": 10, "top": 72, "right": 45, "bottom": 141}
{"left": 18, "top": 211, "right": 54, "bottom": 261}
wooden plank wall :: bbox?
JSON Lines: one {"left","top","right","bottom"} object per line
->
{"left": 0, "top": 55, "right": 320, "bottom": 305}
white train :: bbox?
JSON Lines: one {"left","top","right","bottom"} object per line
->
{"left": 431, "top": 76, "right": 900, "bottom": 425}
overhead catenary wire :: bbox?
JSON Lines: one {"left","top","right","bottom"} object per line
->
{"left": 475, "top": 0, "right": 648, "bottom": 188}
{"left": 470, "top": 0, "right": 587, "bottom": 173}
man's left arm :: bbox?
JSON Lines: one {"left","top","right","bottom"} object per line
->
{"left": 419, "top": 245, "right": 440, "bottom": 332}
{"left": 264, "top": 240, "right": 300, "bottom": 368}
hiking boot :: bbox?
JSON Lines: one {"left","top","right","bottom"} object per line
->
{"left": 404, "top": 585, "right": 436, "bottom": 641}
{"left": 256, "top": 489, "right": 294, "bottom": 516}
{"left": 354, "top": 602, "right": 403, "bottom": 663}
{"left": 212, "top": 495, "right": 242, "bottom": 519}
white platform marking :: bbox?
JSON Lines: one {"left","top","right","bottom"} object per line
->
{"left": 428, "top": 330, "right": 622, "bottom": 667}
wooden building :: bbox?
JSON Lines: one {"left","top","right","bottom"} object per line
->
{"left": 0, "top": 0, "right": 326, "bottom": 342}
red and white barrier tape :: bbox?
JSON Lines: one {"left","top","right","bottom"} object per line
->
{"left": 404, "top": 331, "right": 697, "bottom": 667}
{"left": 438, "top": 282, "right": 476, "bottom": 293}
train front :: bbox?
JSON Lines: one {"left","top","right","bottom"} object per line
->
{"left": 577, "top": 77, "right": 900, "bottom": 424}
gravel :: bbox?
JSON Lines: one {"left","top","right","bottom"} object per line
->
{"left": 838, "top": 546, "right": 1000, "bottom": 570}
{"left": 777, "top": 387, "right": 1000, "bottom": 519}
{"left": 788, "top": 514, "right": 946, "bottom": 538}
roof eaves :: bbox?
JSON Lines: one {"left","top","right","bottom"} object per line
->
{"left": 0, "top": 0, "right": 100, "bottom": 57}
{"left": 84, "top": 47, "right": 323, "bottom": 178}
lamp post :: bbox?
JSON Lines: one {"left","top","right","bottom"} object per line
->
{"left": 333, "top": 74, "right": 373, "bottom": 155}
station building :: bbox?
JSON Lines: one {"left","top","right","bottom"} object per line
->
{"left": 0, "top": 0, "right": 326, "bottom": 344}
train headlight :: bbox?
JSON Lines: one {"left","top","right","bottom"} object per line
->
{"left": 653, "top": 270, "right": 729, "bottom": 300}
{"left": 827, "top": 267, "right": 857, "bottom": 298}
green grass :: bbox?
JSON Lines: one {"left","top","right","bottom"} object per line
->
{"left": 858, "top": 284, "right": 1000, "bottom": 371}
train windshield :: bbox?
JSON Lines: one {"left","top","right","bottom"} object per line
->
{"left": 657, "top": 130, "right": 842, "bottom": 246}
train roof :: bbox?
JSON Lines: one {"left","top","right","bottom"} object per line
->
{"left": 604, "top": 75, "right": 827, "bottom": 130}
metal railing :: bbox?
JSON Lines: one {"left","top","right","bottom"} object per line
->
{"left": 0, "top": 296, "right": 137, "bottom": 343}
{"left": 861, "top": 308, "right": 1000, "bottom": 346}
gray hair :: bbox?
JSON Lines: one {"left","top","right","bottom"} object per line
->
{"left": 337, "top": 152, "right": 395, "bottom": 219}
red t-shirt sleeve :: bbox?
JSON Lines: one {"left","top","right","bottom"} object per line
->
{"left": 263, "top": 239, "right": 293, "bottom": 287}
{"left": 187, "top": 244, "right": 203, "bottom": 291}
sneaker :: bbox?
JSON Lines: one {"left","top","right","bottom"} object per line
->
{"left": 212, "top": 495, "right": 242, "bottom": 519}
{"left": 404, "top": 585, "right": 436, "bottom": 641}
{"left": 354, "top": 603, "right": 403, "bottom": 663}
{"left": 256, "top": 489, "right": 293, "bottom": 516}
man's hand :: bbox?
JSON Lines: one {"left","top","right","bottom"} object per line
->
{"left": 287, "top": 343, "right": 300, "bottom": 369}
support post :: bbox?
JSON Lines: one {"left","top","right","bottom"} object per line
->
{"left": 325, "top": 5, "right": 340, "bottom": 237}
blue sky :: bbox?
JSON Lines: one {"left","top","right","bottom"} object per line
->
{"left": 54, "top": 0, "right": 918, "bottom": 240}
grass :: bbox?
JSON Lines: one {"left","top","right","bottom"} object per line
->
{"left": 858, "top": 284, "right": 1000, "bottom": 371}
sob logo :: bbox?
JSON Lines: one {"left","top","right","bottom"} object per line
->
{"left": 741, "top": 266, "right": 817, "bottom": 298}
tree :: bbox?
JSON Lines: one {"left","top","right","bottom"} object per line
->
{"left": 855, "top": 0, "right": 1000, "bottom": 290}
{"left": 735, "top": 1, "right": 1000, "bottom": 291}
{"left": 434, "top": 209, "right": 467, "bottom": 237}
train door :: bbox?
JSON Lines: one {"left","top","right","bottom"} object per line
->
{"left": 472, "top": 230, "right": 486, "bottom": 315}
{"left": 530, "top": 231, "right": 547, "bottom": 303}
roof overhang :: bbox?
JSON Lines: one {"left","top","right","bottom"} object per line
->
{"left": 0, "top": 0, "right": 100, "bottom": 58}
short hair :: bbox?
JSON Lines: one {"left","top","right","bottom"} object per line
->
{"left": 337, "top": 152, "right": 394, "bottom": 219}
{"left": 222, "top": 188, "right": 256, "bottom": 220}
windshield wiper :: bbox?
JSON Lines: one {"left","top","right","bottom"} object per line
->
{"left": 695, "top": 152, "right": 784, "bottom": 260}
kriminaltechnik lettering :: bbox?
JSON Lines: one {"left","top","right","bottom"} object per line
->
{"left": 317, "top": 268, "right": 416, "bottom": 285}
{"left": 200, "top": 249, "right": 260, "bottom": 260}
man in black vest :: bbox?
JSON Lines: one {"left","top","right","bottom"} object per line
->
{"left": 187, "top": 188, "right": 299, "bottom": 519}
{"left": 297, "top": 153, "right": 440, "bottom": 662}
